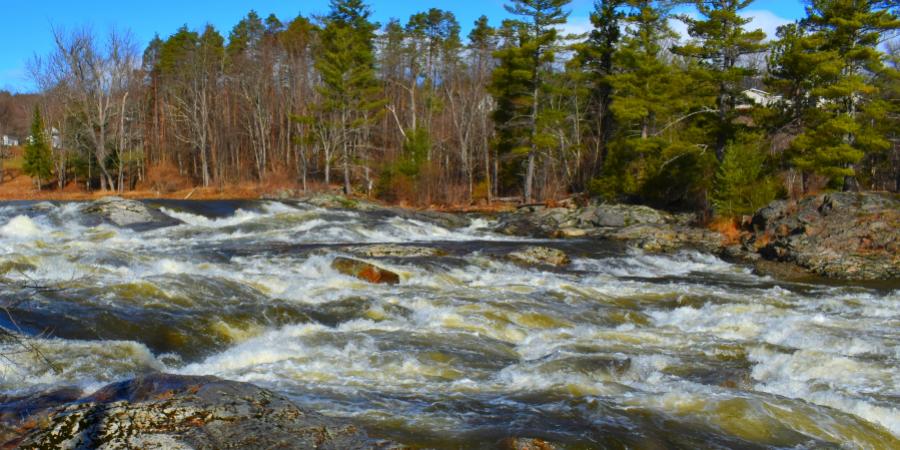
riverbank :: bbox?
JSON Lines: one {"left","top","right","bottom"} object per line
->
{"left": 3, "top": 182, "right": 896, "bottom": 281}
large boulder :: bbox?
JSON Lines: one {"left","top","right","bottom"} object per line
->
{"left": 82, "top": 197, "right": 181, "bottom": 230}
{"left": 747, "top": 193, "right": 900, "bottom": 280}
{"left": 6, "top": 374, "right": 380, "bottom": 449}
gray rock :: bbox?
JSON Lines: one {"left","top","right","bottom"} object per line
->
{"left": 11, "top": 374, "right": 380, "bottom": 450}
{"left": 82, "top": 197, "right": 182, "bottom": 230}
{"left": 748, "top": 193, "right": 900, "bottom": 280}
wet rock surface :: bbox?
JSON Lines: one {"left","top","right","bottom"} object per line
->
{"left": 743, "top": 193, "right": 900, "bottom": 280}
{"left": 332, "top": 257, "right": 401, "bottom": 285}
{"left": 7, "top": 374, "right": 379, "bottom": 450}
{"left": 81, "top": 197, "right": 182, "bottom": 230}
{"left": 507, "top": 246, "right": 571, "bottom": 267}
{"left": 495, "top": 202, "right": 724, "bottom": 255}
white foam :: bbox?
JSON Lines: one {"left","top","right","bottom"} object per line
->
{"left": 0, "top": 215, "right": 42, "bottom": 239}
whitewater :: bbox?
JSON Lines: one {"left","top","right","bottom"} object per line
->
{"left": 0, "top": 200, "right": 897, "bottom": 448}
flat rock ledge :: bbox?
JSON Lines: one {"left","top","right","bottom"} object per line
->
{"left": 4, "top": 374, "right": 386, "bottom": 450}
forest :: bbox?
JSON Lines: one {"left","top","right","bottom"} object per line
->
{"left": 6, "top": 0, "right": 900, "bottom": 215}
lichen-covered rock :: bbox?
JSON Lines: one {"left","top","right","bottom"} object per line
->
{"left": 10, "top": 374, "right": 379, "bottom": 450}
{"left": 747, "top": 193, "right": 900, "bottom": 280}
{"left": 82, "top": 197, "right": 181, "bottom": 230}
{"left": 494, "top": 202, "right": 673, "bottom": 238}
{"left": 332, "top": 257, "right": 401, "bottom": 284}
{"left": 508, "top": 246, "right": 571, "bottom": 267}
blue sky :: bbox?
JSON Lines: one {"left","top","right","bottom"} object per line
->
{"left": 0, "top": 0, "right": 807, "bottom": 92}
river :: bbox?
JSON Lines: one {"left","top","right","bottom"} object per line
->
{"left": 0, "top": 200, "right": 897, "bottom": 449}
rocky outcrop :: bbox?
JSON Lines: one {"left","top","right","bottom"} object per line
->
{"left": 495, "top": 203, "right": 675, "bottom": 238}
{"left": 5, "top": 374, "right": 382, "bottom": 449}
{"left": 495, "top": 202, "right": 723, "bottom": 254}
{"left": 81, "top": 197, "right": 182, "bottom": 230}
{"left": 743, "top": 192, "right": 899, "bottom": 280}
{"left": 507, "top": 246, "right": 571, "bottom": 267}
{"left": 332, "top": 257, "right": 401, "bottom": 285}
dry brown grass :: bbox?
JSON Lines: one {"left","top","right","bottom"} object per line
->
{"left": 709, "top": 217, "right": 743, "bottom": 246}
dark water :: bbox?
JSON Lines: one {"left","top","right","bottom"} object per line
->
{"left": 0, "top": 200, "right": 897, "bottom": 449}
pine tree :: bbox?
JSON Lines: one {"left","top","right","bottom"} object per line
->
{"left": 492, "top": 0, "right": 572, "bottom": 202}
{"left": 316, "top": 0, "right": 382, "bottom": 194}
{"left": 787, "top": 0, "right": 898, "bottom": 191}
{"left": 712, "top": 136, "right": 778, "bottom": 217}
{"left": 672, "top": 0, "right": 767, "bottom": 162}
{"left": 577, "top": 0, "right": 624, "bottom": 179}
{"left": 594, "top": 0, "right": 714, "bottom": 207}
{"left": 23, "top": 107, "right": 53, "bottom": 190}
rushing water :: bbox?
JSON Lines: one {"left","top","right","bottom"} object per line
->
{"left": 0, "top": 200, "right": 898, "bottom": 449}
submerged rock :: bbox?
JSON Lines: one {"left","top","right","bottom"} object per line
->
{"left": 82, "top": 197, "right": 181, "bottom": 230}
{"left": 9, "top": 374, "right": 378, "bottom": 449}
{"left": 332, "top": 257, "right": 401, "bottom": 284}
{"left": 508, "top": 246, "right": 571, "bottom": 267}
{"left": 746, "top": 193, "right": 900, "bottom": 280}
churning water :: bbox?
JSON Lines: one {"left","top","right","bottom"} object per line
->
{"left": 0, "top": 200, "right": 897, "bottom": 449}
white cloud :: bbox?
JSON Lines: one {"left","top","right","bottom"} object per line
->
{"left": 741, "top": 9, "right": 793, "bottom": 41}
{"left": 558, "top": 16, "right": 593, "bottom": 38}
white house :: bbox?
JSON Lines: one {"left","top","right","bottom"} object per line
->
{"left": 1, "top": 135, "right": 18, "bottom": 147}
{"left": 737, "top": 88, "right": 782, "bottom": 109}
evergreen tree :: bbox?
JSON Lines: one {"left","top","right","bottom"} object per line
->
{"left": 316, "top": 0, "right": 382, "bottom": 194}
{"left": 491, "top": 0, "right": 572, "bottom": 201}
{"left": 594, "top": 0, "right": 714, "bottom": 207}
{"left": 672, "top": 0, "right": 767, "bottom": 162}
{"left": 490, "top": 20, "right": 534, "bottom": 194}
{"left": 712, "top": 136, "right": 779, "bottom": 217}
{"left": 577, "top": 0, "right": 624, "bottom": 179}
{"left": 787, "top": 0, "right": 898, "bottom": 191}
{"left": 23, "top": 107, "right": 52, "bottom": 189}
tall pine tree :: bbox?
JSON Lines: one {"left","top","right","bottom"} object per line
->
{"left": 316, "top": 0, "right": 382, "bottom": 194}
{"left": 787, "top": 0, "right": 898, "bottom": 191}
{"left": 493, "top": 0, "right": 572, "bottom": 201}
{"left": 673, "top": 0, "right": 767, "bottom": 162}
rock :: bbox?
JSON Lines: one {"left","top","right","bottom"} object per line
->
{"left": 346, "top": 244, "right": 446, "bottom": 258}
{"left": 553, "top": 227, "right": 589, "bottom": 238}
{"left": 9, "top": 374, "right": 379, "bottom": 450}
{"left": 747, "top": 193, "right": 900, "bottom": 280}
{"left": 508, "top": 246, "right": 571, "bottom": 267}
{"left": 497, "top": 437, "right": 558, "bottom": 450}
{"left": 494, "top": 202, "right": 674, "bottom": 238}
{"left": 332, "top": 257, "right": 401, "bottom": 284}
{"left": 300, "top": 193, "right": 382, "bottom": 211}
{"left": 82, "top": 197, "right": 182, "bottom": 230}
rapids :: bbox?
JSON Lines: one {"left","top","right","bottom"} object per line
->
{"left": 0, "top": 200, "right": 897, "bottom": 449}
